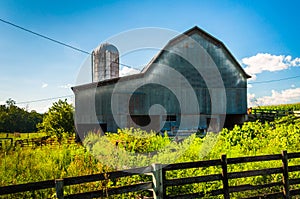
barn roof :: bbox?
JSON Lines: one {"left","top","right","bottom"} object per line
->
{"left": 72, "top": 26, "right": 250, "bottom": 91}
{"left": 141, "top": 26, "right": 251, "bottom": 78}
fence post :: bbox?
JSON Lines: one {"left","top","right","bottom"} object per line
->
{"left": 282, "top": 150, "right": 290, "bottom": 199}
{"left": 221, "top": 154, "right": 230, "bottom": 199}
{"left": 151, "top": 163, "right": 164, "bottom": 199}
{"left": 55, "top": 179, "right": 64, "bottom": 199}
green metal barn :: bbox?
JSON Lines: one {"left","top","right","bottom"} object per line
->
{"left": 72, "top": 26, "right": 250, "bottom": 137}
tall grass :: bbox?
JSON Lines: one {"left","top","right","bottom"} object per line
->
{"left": 1, "top": 115, "right": 300, "bottom": 197}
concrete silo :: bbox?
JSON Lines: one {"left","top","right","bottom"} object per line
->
{"left": 92, "top": 43, "right": 119, "bottom": 82}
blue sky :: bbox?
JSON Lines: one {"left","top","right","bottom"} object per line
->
{"left": 0, "top": 0, "right": 300, "bottom": 112}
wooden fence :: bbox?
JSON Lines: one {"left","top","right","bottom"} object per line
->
{"left": 251, "top": 109, "right": 294, "bottom": 115}
{"left": 0, "top": 136, "right": 75, "bottom": 150}
{"left": 249, "top": 109, "right": 299, "bottom": 122}
{"left": 1, "top": 150, "right": 300, "bottom": 198}
{"left": 247, "top": 109, "right": 300, "bottom": 123}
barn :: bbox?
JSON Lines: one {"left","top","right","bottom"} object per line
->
{"left": 72, "top": 26, "right": 250, "bottom": 137}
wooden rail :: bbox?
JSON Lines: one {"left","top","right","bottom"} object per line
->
{"left": 249, "top": 109, "right": 299, "bottom": 122}
{"left": 0, "top": 136, "right": 75, "bottom": 150}
{"left": 252, "top": 109, "right": 294, "bottom": 115}
{"left": 1, "top": 151, "right": 300, "bottom": 198}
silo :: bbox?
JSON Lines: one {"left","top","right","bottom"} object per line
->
{"left": 92, "top": 43, "right": 119, "bottom": 82}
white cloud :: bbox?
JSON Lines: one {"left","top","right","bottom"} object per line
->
{"left": 242, "top": 53, "right": 300, "bottom": 80}
{"left": 291, "top": 57, "right": 300, "bottom": 66}
{"left": 59, "top": 83, "right": 73, "bottom": 89}
{"left": 42, "top": 83, "right": 48, "bottom": 88}
{"left": 248, "top": 87, "right": 300, "bottom": 107}
{"left": 291, "top": 84, "right": 296, "bottom": 88}
{"left": 247, "top": 93, "right": 257, "bottom": 107}
{"left": 119, "top": 66, "right": 140, "bottom": 77}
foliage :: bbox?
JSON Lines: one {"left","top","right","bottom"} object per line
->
{"left": 106, "top": 128, "right": 171, "bottom": 153}
{"left": 37, "top": 99, "right": 75, "bottom": 139}
{"left": 0, "top": 138, "right": 112, "bottom": 198}
{"left": 83, "top": 128, "right": 196, "bottom": 169}
{"left": 0, "top": 98, "right": 43, "bottom": 133}
{"left": 162, "top": 116, "right": 300, "bottom": 197}
{"left": 1, "top": 113, "right": 300, "bottom": 198}
{"left": 213, "top": 115, "right": 300, "bottom": 157}
{"left": 83, "top": 116, "right": 300, "bottom": 197}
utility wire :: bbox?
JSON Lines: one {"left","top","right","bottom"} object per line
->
{"left": 14, "top": 74, "right": 300, "bottom": 104}
{"left": 248, "top": 75, "right": 300, "bottom": 84}
{"left": 0, "top": 18, "right": 90, "bottom": 55}
{"left": 16, "top": 95, "right": 73, "bottom": 105}
{"left": 3, "top": 18, "right": 300, "bottom": 81}
{"left": 3, "top": 18, "right": 300, "bottom": 104}
{"left": 0, "top": 18, "right": 143, "bottom": 70}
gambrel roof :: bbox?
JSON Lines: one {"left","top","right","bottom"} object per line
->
{"left": 142, "top": 26, "right": 250, "bottom": 78}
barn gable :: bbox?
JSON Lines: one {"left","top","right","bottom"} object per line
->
{"left": 142, "top": 26, "right": 250, "bottom": 87}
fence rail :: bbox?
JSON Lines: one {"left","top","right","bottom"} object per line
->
{"left": 0, "top": 136, "right": 75, "bottom": 150}
{"left": 249, "top": 109, "right": 300, "bottom": 122}
{"left": 1, "top": 150, "right": 300, "bottom": 198}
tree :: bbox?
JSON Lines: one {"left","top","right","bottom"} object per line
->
{"left": 0, "top": 99, "right": 42, "bottom": 133}
{"left": 37, "top": 99, "right": 75, "bottom": 139}
{"left": 6, "top": 98, "right": 16, "bottom": 107}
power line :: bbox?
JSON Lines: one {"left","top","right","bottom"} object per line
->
{"left": 14, "top": 75, "right": 300, "bottom": 104}
{"left": 16, "top": 95, "right": 73, "bottom": 105}
{"left": 249, "top": 75, "right": 300, "bottom": 84}
{"left": 0, "top": 18, "right": 90, "bottom": 55}
{"left": 0, "top": 18, "right": 143, "bottom": 70}
{"left": 4, "top": 18, "right": 300, "bottom": 102}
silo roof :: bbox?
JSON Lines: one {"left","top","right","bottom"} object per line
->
{"left": 93, "top": 42, "right": 119, "bottom": 53}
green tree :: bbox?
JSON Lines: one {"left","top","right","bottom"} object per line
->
{"left": 0, "top": 99, "right": 42, "bottom": 132}
{"left": 6, "top": 98, "right": 16, "bottom": 107}
{"left": 0, "top": 105, "right": 9, "bottom": 132}
{"left": 37, "top": 99, "right": 75, "bottom": 139}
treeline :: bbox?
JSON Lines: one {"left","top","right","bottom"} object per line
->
{"left": 0, "top": 99, "right": 43, "bottom": 133}
{"left": 0, "top": 98, "right": 75, "bottom": 137}
{"left": 254, "top": 102, "right": 300, "bottom": 111}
